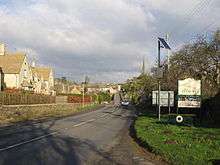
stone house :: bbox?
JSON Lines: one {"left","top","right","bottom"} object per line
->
{"left": 31, "top": 67, "right": 54, "bottom": 95}
{"left": 0, "top": 51, "right": 33, "bottom": 90}
{"left": 69, "top": 85, "right": 81, "bottom": 94}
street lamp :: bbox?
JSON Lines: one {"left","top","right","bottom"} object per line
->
{"left": 157, "top": 37, "right": 171, "bottom": 121}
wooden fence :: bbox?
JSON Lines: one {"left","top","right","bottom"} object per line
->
{"left": 0, "top": 92, "right": 55, "bottom": 105}
{"left": 67, "top": 95, "right": 93, "bottom": 103}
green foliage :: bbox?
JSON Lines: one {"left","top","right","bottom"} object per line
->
{"left": 122, "top": 30, "right": 220, "bottom": 105}
{"left": 0, "top": 92, "right": 55, "bottom": 105}
{"left": 165, "top": 30, "right": 220, "bottom": 97}
{"left": 135, "top": 115, "right": 220, "bottom": 164}
{"left": 97, "top": 92, "right": 111, "bottom": 104}
{"left": 122, "top": 74, "right": 157, "bottom": 104}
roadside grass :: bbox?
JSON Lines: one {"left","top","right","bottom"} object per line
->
{"left": 0, "top": 104, "right": 101, "bottom": 124}
{"left": 135, "top": 114, "right": 220, "bottom": 165}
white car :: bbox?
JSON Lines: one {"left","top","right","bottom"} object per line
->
{"left": 121, "top": 101, "right": 129, "bottom": 106}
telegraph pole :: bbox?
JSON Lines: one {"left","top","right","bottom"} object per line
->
{"left": 82, "top": 83, "right": 85, "bottom": 108}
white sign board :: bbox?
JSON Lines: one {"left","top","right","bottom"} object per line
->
{"left": 152, "top": 91, "right": 174, "bottom": 107}
{"left": 178, "top": 78, "right": 201, "bottom": 95}
{"left": 178, "top": 78, "right": 201, "bottom": 108}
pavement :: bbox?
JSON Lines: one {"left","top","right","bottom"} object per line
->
{"left": 0, "top": 103, "right": 165, "bottom": 165}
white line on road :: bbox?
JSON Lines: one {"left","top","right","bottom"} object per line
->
{"left": 73, "top": 121, "right": 87, "bottom": 127}
{"left": 100, "top": 114, "right": 108, "bottom": 117}
{"left": 87, "top": 119, "right": 95, "bottom": 122}
{"left": 0, "top": 132, "right": 58, "bottom": 152}
{"left": 72, "top": 118, "right": 96, "bottom": 127}
{"left": 0, "top": 108, "right": 119, "bottom": 152}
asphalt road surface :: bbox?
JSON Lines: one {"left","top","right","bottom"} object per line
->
{"left": 0, "top": 104, "right": 160, "bottom": 165}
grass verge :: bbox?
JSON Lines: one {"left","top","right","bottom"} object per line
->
{"left": 0, "top": 104, "right": 102, "bottom": 125}
{"left": 134, "top": 114, "right": 220, "bottom": 165}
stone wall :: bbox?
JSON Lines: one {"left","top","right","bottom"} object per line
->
{"left": 0, "top": 103, "right": 94, "bottom": 125}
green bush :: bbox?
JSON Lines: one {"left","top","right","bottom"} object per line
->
{"left": 0, "top": 92, "right": 55, "bottom": 105}
{"left": 97, "top": 92, "right": 111, "bottom": 104}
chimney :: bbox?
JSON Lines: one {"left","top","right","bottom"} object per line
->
{"left": 0, "top": 44, "right": 5, "bottom": 56}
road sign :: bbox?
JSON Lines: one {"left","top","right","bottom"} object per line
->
{"left": 152, "top": 91, "right": 174, "bottom": 107}
{"left": 156, "top": 68, "right": 163, "bottom": 79}
{"left": 178, "top": 78, "right": 201, "bottom": 108}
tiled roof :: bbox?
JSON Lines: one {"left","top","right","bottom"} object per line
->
{"left": 32, "top": 67, "right": 52, "bottom": 81}
{"left": 0, "top": 52, "right": 25, "bottom": 74}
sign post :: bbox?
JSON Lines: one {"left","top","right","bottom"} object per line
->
{"left": 168, "top": 92, "right": 171, "bottom": 115}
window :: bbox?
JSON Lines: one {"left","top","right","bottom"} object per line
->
{"left": 24, "top": 69, "right": 27, "bottom": 78}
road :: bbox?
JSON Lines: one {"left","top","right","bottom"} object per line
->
{"left": 0, "top": 102, "right": 159, "bottom": 165}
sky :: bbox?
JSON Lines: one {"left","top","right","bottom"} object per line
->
{"left": 0, "top": 0, "right": 219, "bottom": 83}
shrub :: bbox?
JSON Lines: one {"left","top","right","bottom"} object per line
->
{"left": 0, "top": 92, "right": 55, "bottom": 105}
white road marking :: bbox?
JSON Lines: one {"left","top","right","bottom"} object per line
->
{"left": 87, "top": 119, "right": 95, "bottom": 122}
{"left": 99, "top": 110, "right": 116, "bottom": 118}
{"left": 100, "top": 114, "right": 108, "bottom": 117}
{"left": 73, "top": 121, "right": 87, "bottom": 127}
{"left": 0, "top": 132, "right": 58, "bottom": 152}
{"left": 0, "top": 107, "right": 119, "bottom": 152}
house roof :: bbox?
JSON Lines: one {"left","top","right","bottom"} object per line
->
{"left": 32, "top": 67, "right": 52, "bottom": 81}
{"left": 0, "top": 52, "right": 26, "bottom": 74}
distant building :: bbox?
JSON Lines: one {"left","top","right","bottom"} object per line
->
{"left": 32, "top": 67, "right": 54, "bottom": 95}
{"left": 69, "top": 85, "right": 81, "bottom": 94}
{"left": 86, "top": 83, "right": 120, "bottom": 95}
{"left": 54, "top": 78, "right": 81, "bottom": 95}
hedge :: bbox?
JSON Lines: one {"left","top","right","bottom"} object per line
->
{"left": 0, "top": 92, "right": 55, "bottom": 105}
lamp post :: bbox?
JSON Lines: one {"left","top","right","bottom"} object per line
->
{"left": 157, "top": 37, "right": 171, "bottom": 121}
{"left": 158, "top": 40, "right": 161, "bottom": 121}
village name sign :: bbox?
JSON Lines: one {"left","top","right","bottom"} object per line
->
{"left": 178, "top": 78, "right": 201, "bottom": 108}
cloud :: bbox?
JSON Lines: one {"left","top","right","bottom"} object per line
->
{"left": 0, "top": 0, "right": 219, "bottom": 83}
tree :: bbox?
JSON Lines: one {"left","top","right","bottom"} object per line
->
{"left": 123, "top": 29, "right": 220, "bottom": 105}
{"left": 122, "top": 74, "right": 157, "bottom": 104}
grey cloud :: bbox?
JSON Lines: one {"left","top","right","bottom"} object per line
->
{"left": 0, "top": 0, "right": 219, "bottom": 82}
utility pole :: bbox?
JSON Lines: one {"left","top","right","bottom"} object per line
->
{"left": 141, "top": 57, "right": 145, "bottom": 75}
{"left": 158, "top": 40, "right": 161, "bottom": 121}
{"left": 82, "top": 83, "right": 85, "bottom": 108}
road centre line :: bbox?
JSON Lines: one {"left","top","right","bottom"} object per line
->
{"left": 100, "top": 114, "right": 108, "bottom": 117}
{"left": 0, "top": 132, "right": 58, "bottom": 152}
{"left": 0, "top": 108, "right": 119, "bottom": 152}
{"left": 87, "top": 119, "right": 95, "bottom": 122}
{"left": 73, "top": 121, "right": 87, "bottom": 127}
{"left": 72, "top": 109, "right": 117, "bottom": 127}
